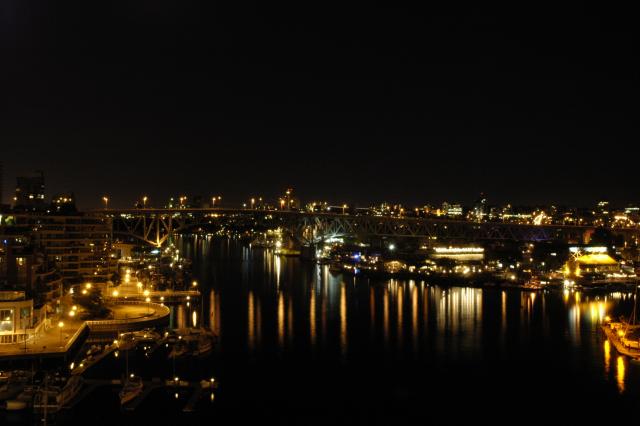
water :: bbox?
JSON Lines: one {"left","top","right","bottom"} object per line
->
{"left": 4, "top": 237, "right": 639, "bottom": 424}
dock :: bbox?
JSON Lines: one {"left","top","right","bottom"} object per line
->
{"left": 183, "top": 387, "right": 204, "bottom": 412}
{"left": 61, "top": 378, "right": 214, "bottom": 412}
{"left": 70, "top": 344, "right": 119, "bottom": 376}
{"left": 122, "top": 378, "right": 164, "bottom": 412}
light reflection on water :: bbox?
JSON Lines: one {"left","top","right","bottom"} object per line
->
{"left": 179, "top": 237, "right": 639, "bottom": 399}
{"left": 617, "top": 355, "right": 626, "bottom": 393}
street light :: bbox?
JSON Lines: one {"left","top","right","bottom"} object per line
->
{"left": 251, "top": 198, "right": 255, "bottom": 209}
{"left": 342, "top": 204, "right": 348, "bottom": 215}
{"left": 58, "top": 321, "right": 64, "bottom": 347}
{"left": 102, "top": 196, "right": 109, "bottom": 210}
{"left": 143, "top": 196, "right": 148, "bottom": 208}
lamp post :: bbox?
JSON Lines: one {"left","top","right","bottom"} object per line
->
{"left": 102, "top": 196, "right": 109, "bottom": 210}
{"left": 143, "top": 196, "right": 148, "bottom": 208}
{"left": 342, "top": 204, "right": 348, "bottom": 215}
{"left": 58, "top": 321, "right": 64, "bottom": 347}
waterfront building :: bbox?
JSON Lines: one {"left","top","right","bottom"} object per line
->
{"left": 9, "top": 214, "right": 117, "bottom": 284}
{"left": 0, "top": 234, "right": 63, "bottom": 304}
{"left": 564, "top": 246, "right": 620, "bottom": 278}
{"left": 0, "top": 291, "right": 34, "bottom": 344}
{"left": 430, "top": 246, "right": 485, "bottom": 262}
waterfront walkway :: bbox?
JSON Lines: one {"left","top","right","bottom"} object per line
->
{"left": 0, "top": 316, "right": 86, "bottom": 359}
{"left": 0, "top": 302, "right": 170, "bottom": 360}
{"left": 108, "top": 281, "right": 200, "bottom": 301}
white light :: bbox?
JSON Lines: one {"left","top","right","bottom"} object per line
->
{"left": 434, "top": 247, "right": 484, "bottom": 253}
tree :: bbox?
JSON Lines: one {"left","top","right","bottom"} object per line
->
{"left": 73, "top": 287, "right": 111, "bottom": 319}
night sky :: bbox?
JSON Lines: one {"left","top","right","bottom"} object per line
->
{"left": 1, "top": 2, "right": 638, "bottom": 208}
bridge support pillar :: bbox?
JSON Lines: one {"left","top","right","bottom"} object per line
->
{"left": 583, "top": 229, "right": 595, "bottom": 244}
{"left": 300, "top": 245, "right": 316, "bottom": 261}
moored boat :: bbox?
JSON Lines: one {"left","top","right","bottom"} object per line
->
{"left": 33, "top": 375, "right": 83, "bottom": 414}
{"left": 601, "top": 320, "right": 640, "bottom": 360}
{"left": 71, "top": 343, "right": 118, "bottom": 376}
{"left": 0, "top": 371, "right": 34, "bottom": 402}
{"left": 119, "top": 375, "right": 143, "bottom": 405}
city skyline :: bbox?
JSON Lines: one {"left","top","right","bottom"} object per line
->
{"left": 1, "top": 166, "right": 640, "bottom": 211}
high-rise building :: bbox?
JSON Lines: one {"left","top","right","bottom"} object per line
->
{"left": 14, "top": 171, "right": 46, "bottom": 211}
{"left": 0, "top": 235, "right": 62, "bottom": 305}
{"left": 11, "top": 214, "right": 117, "bottom": 284}
{"left": 51, "top": 193, "right": 77, "bottom": 214}
{"left": 442, "top": 202, "right": 463, "bottom": 217}
{"left": 472, "top": 193, "right": 488, "bottom": 221}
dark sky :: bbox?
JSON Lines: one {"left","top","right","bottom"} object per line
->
{"left": 1, "top": 2, "right": 638, "bottom": 208}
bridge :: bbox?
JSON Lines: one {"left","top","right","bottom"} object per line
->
{"left": 90, "top": 208, "right": 597, "bottom": 247}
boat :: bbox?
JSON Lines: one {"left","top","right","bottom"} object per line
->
{"left": 130, "top": 328, "right": 162, "bottom": 343}
{"left": 193, "top": 331, "right": 215, "bottom": 357}
{"left": 200, "top": 378, "right": 218, "bottom": 390}
{"left": 602, "top": 320, "right": 640, "bottom": 359}
{"left": 164, "top": 330, "right": 180, "bottom": 344}
{"left": 601, "top": 285, "right": 640, "bottom": 360}
{"left": 168, "top": 340, "right": 190, "bottom": 359}
{"left": 71, "top": 343, "right": 118, "bottom": 376}
{"left": 119, "top": 375, "right": 143, "bottom": 405}
{"left": 5, "top": 399, "right": 28, "bottom": 411}
{"left": 167, "top": 328, "right": 216, "bottom": 358}
{"left": 0, "top": 371, "right": 34, "bottom": 402}
{"left": 116, "top": 333, "right": 139, "bottom": 351}
{"left": 8, "top": 385, "right": 38, "bottom": 410}
{"left": 118, "top": 335, "right": 143, "bottom": 406}
{"left": 33, "top": 375, "right": 83, "bottom": 413}
{"left": 522, "top": 278, "right": 543, "bottom": 291}
{"left": 275, "top": 247, "right": 301, "bottom": 256}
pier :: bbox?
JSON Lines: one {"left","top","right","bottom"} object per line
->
{"left": 0, "top": 302, "right": 169, "bottom": 361}
{"left": 62, "top": 378, "right": 214, "bottom": 412}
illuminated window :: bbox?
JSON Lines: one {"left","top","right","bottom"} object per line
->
{"left": 0, "top": 309, "right": 14, "bottom": 333}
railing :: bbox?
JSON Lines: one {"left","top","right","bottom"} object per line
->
{"left": 85, "top": 301, "right": 170, "bottom": 332}
{"left": 62, "top": 322, "right": 89, "bottom": 351}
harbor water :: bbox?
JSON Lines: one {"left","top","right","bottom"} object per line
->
{"left": 3, "top": 236, "right": 639, "bottom": 424}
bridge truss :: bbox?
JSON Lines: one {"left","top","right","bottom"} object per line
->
{"left": 100, "top": 209, "right": 594, "bottom": 247}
